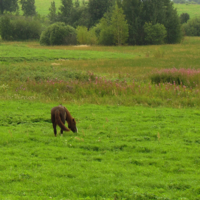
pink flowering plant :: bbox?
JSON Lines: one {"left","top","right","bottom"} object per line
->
{"left": 150, "top": 68, "right": 200, "bottom": 88}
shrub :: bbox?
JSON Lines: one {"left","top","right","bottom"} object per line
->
{"left": 12, "top": 17, "right": 41, "bottom": 40}
{"left": 76, "top": 26, "right": 98, "bottom": 45}
{"left": 0, "top": 15, "right": 13, "bottom": 40}
{"left": 144, "top": 22, "right": 167, "bottom": 45}
{"left": 40, "top": 22, "right": 77, "bottom": 46}
{"left": 87, "top": 27, "right": 98, "bottom": 45}
{"left": 76, "top": 26, "right": 88, "bottom": 44}
{"left": 182, "top": 17, "right": 200, "bottom": 36}
{"left": 0, "top": 15, "right": 41, "bottom": 41}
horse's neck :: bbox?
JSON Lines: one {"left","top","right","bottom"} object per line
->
{"left": 65, "top": 109, "right": 72, "bottom": 122}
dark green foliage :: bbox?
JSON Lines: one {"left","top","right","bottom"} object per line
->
{"left": 0, "top": 0, "right": 18, "bottom": 14}
{"left": 164, "top": 3, "right": 182, "bottom": 44}
{"left": 122, "top": 0, "right": 182, "bottom": 45}
{"left": 40, "top": 22, "right": 77, "bottom": 45}
{"left": 180, "top": 13, "right": 190, "bottom": 24}
{"left": 48, "top": 1, "right": 57, "bottom": 23}
{"left": 12, "top": 17, "right": 41, "bottom": 40}
{"left": 58, "top": 0, "right": 73, "bottom": 24}
{"left": 144, "top": 22, "right": 167, "bottom": 45}
{"left": 182, "top": 17, "right": 200, "bottom": 36}
{"left": 0, "top": 15, "right": 13, "bottom": 40}
{"left": 0, "top": 15, "right": 41, "bottom": 41}
{"left": 88, "top": 0, "right": 114, "bottom": 27}
{"left": 70, "top": 4, "right": 90, "bottom": 28}
{"left": 20, "top": 0, "right": 36, "bottom": 16}
{"left": 122, "top": 0, "right": 143, "bottom": 45}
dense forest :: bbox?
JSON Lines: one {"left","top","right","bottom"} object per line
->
{"left": 0, "top": 0, "right": 197, "bottom": 45}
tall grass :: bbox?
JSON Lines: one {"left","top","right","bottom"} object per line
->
{"left": 1, "top": 73, "right": 200, "bottom": 107}
{"left": 150, "top": 68, "right": 200, "bottom": 87}
{"left": 2, "top": 38, "right": 200, "bottom": 107}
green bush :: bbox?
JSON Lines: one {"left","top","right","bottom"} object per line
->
{"left": 76, "top": 26, "right": 88, "bottom": 44}
{"left": 0, "top": 15, "right": 41, "bottom": 41}
{"left": 182, "top": 17, "right": 200, "bottom": 36}
{"left": 40, "top": 22, "right": 77, "bottom": 46}
{"left": 144, "top": 22, "right": 167, "bottom": 45}
{"left": 76, "top": 26, "right": 98, "bottom": 45}
{"left": 12, "top": 17, "right": 41, "bottom": 40}
{"left": 0, "top": 15, "right": 13, "bottom": 40}
{"left": 87, "top": 27, "right": 98, "bottom": 45}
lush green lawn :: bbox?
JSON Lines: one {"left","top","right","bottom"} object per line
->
{"left": 0, "top": 100, "right": 200, "bottom": 199}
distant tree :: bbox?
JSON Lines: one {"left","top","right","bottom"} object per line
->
{"left": 164, "top": 2, "right": 182, "bottom": 43}
{"left": 111, "top": 3, "right": 129, "bottom": 45}
{"left": 98, "top": 12, "right": 114, "bottom": 45}
{"left": 58, "top": 0, "right": 73, "bottom": 24}
{"left": 20, "top": 0, "right": 36, "bottom": 16}
{"left": 0, "top": 0, "right": 19, "bottom": 14}
{"left": 180, "top": 13, "right": 190, "bottom": 24}
{"left": 70, "top": 4, "right": 90, "bottom": 28}
{"left": 88, "top": 0, "right": 114, "bottom": 27}
{"left": 122, "top": 0, "right": 182, "bottom": 45}
{"left": 122, "top": 0, "right": 143, "bottom": 45}
{"left": 48, "top": 1, "right": 57, "bottom": 23}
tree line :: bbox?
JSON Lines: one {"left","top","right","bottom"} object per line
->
{"left": 0, "top": 0, "right": 194, "bottom": 45}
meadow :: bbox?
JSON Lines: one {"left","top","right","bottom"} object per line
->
{"left": 1, "top": 37, "right": 200, "bottom": 199}
{"left": 174, "top": 3, "right": 200, "bottom": 19}
{"left": 1, "top": 100, "right": 200, "bottom": 200}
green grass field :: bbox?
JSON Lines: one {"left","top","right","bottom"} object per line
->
{"left": 174, "top": 3, "right": 200, "bottom": 18}
{"left": 1, "top": 100, "right": 200, "bottom": 199}
{"left": 1, "top": 37, "right": 200, "bottom": 199}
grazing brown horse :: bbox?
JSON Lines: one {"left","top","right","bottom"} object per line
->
{"left": 51, "top": 105, "right": 77, "bottom": 136}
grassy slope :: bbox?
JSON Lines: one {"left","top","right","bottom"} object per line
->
{"left": 174, "top": 3, "right": 200, "bottom": 18}
{"left": 0, "top": 100, "right": 200, "bottom": 199}
{"left": 35, "top": 0, "right": 61, "bottom": 16}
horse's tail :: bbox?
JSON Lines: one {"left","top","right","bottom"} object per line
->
{"left": 55, "top": 109, "right": 70, "bottom": 131}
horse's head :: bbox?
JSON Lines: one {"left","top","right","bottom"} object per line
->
{"left": 68, "top": 118, "right": 78, "bottom": 133}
